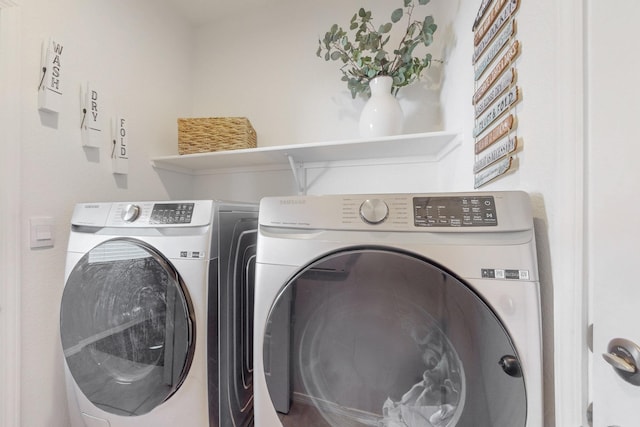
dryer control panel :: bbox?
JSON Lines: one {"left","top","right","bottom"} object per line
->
{"left": 413, "top": 195, "right": 497, "bottom": 227}
{"left": 259, "top": 191, "right": 532, "bottom": 232}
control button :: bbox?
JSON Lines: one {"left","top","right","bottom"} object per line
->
{"left": 121, "top": 204, "right": 141, "bottom": 223}
{"left": 359, "top": 199, "right": 389, "bottom": 224}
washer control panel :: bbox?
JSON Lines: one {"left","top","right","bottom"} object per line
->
{"left": 150, "top": 203, "right": 194, "bottom": 224}
{"left": 413, "top": 195, "right": 497, "bottom": 227}
{"left": 71, "top": 200, "right": 212, "bottom": 228}
{"left": 121, "top": 203, "right": 141, "bottom": 223}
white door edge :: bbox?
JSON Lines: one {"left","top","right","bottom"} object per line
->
{"left": 553, "top": 0, "right": 589, "bottom": 425}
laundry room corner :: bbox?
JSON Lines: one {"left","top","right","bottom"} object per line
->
{"left": 15, "top": 0, "right": 196, "bottom": 425}
{"left": 434, "top": 0, "right": 588, "bottom": 425}
{"left": 5, "top": 0, "right": 592, "bottom": 425}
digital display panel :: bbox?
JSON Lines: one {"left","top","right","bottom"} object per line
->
{"left": 150, "top": 203, "right": 194, "bottom": 224}
{"left": 413, "top": 196, "right": 497, "bottom": 227}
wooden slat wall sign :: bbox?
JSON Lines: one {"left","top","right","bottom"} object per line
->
{"left": 473, "top": 0, "right": 521, "bottom": 188}
{"left": 475, "top": 68, "right": 515, "bottom": 118}
{"left": 473, "top": 0, "right": 519, "bottom": 64}
{"left": 474, "top": 19, "right": 515, "bottom": 80}
{"left": 473, "top": 40, "right": 520, "bottom": 104}
{"left": 474, "top": 134, "right": 517, "bottom": 173}
{"left": 472, "top": 0, "right": 495, "bottom": 31}
{"left": 473, "top": 0, "right": 508, "bottom": 45}
{"left": 473, "top": 86, "right": 519, "bottom": 137}
{"left": 474, "top": 156, "right": 513, "bottom": 188}
{"left": 475, "top": 114, "right": 515, "bottom": 154}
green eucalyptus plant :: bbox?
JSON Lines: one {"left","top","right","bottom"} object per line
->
{"left": 317, "top": 0, "right": 438, "bottom": 99}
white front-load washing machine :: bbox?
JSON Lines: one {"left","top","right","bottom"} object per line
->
{"left": 60, "top": 200, "right": 257, "bottom": 427}
{"left": 254, "top": 191, "right": 542, "bottom": 427}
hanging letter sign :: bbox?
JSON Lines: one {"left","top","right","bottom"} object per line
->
{"left": 473, "top": 86, "right": 519, "bottom": 137}
{"left": 473, "top": 0, "right": 519, "bottom": 64}
{"left": 112, "top": 117, "right": 129, "bottom": 175}
{"left": 475, "top": 114, "right": 515, "bottom": 154}
{"left": 472, "top": 0, "right": 494, "bottom": 31}
{"left": 38, "top": 38, "right": 65, "bottom": 113}
{"left": 472, "top": 0, "right": 522, "bottom": 188}
{"left": 474, "top": 156, "right": 513, "bottom": 188}
{"left": 81, "top": 83, "right": 102, "bottom": 148}
{"left": 474, "top": 134, "right": 517, "bottom": 173}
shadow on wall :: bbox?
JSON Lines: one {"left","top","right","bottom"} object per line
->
{"left": 154, "top": 169, "right": 195, "bottom": 200}
{"left": 399, "top": 1, "right": 460, "bottom": 135}
{"left": 530, "top": 192, "right": 556, "bottom": 427}
{"left": 39, "top": 109, "right": 59, "bottom": 129}
{"left": 155, "top": 167, "right": 298, "bottom": 202}
{"left": 400, "top": 66, "right": 445, "bottom": 134}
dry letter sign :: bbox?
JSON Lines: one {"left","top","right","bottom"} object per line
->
{"left": 81, "top": 82, "right": 102, "bottom": 148}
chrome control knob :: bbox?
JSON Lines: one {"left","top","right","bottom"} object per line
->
{"left": 122, "top": 204, "right": 141, "bottom": 223}
{"left": 359, "top": 199, "right": 389, "bottom": 224}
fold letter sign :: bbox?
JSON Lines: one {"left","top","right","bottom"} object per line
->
{"left": 112, "top": 117, "right": 129, "bottom": 175}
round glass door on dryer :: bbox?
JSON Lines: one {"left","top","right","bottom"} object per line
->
{"left": 60, "top": 238, "right": 195, "bottom": 417}
{"left": 262, "top": 248, "right": 526, "bottom": 427}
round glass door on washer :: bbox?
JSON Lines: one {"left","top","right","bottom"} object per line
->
{"left": 61, "top": 200, "right": 258, "bottom": 427}
{"left": 61, "top": 239, "right": 194, "bottom": 416}
{"left": 254, "top": 192, "right": 543, "bottom": 427}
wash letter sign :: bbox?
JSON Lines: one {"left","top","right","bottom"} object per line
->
{"left": 38, "top": 38, "right": 65, "bottom": 113}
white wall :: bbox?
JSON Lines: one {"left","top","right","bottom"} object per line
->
{"left": 17, "top": 1, "right": 194, "bottom": 425}
{"left": 1, "top": 3, "right": 23, "bottom": 426}
{"left": 190, "top": 0, "right": 446, "bottom": 148}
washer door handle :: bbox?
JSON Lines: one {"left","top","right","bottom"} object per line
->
{"left": 602, "top": 338, "right": 640, "bottom": 385}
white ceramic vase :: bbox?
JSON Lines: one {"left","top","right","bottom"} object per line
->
{"left": 358, "top": 76, "right": 404, "bottom": 138}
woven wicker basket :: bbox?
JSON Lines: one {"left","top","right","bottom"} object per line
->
{"left": 177, "top": 117, "right": 257, "bottom": 155}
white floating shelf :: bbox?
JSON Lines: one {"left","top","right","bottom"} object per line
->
{"left": 150, "top": 131, "right": 460, "bottom": 175}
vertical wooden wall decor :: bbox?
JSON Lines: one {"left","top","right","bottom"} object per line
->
{"left": 471, "top": 0, "right": 521, "bottom": 188}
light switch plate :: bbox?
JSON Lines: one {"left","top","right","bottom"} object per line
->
{"left": 30, "top": 217, "right": 54, "bottom": 249}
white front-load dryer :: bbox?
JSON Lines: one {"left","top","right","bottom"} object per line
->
{"left": 254, "top": 191, "right": 543, "bottom": 427}
{"left": 60, "top": 200, "right": 257, "bottom": 427}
